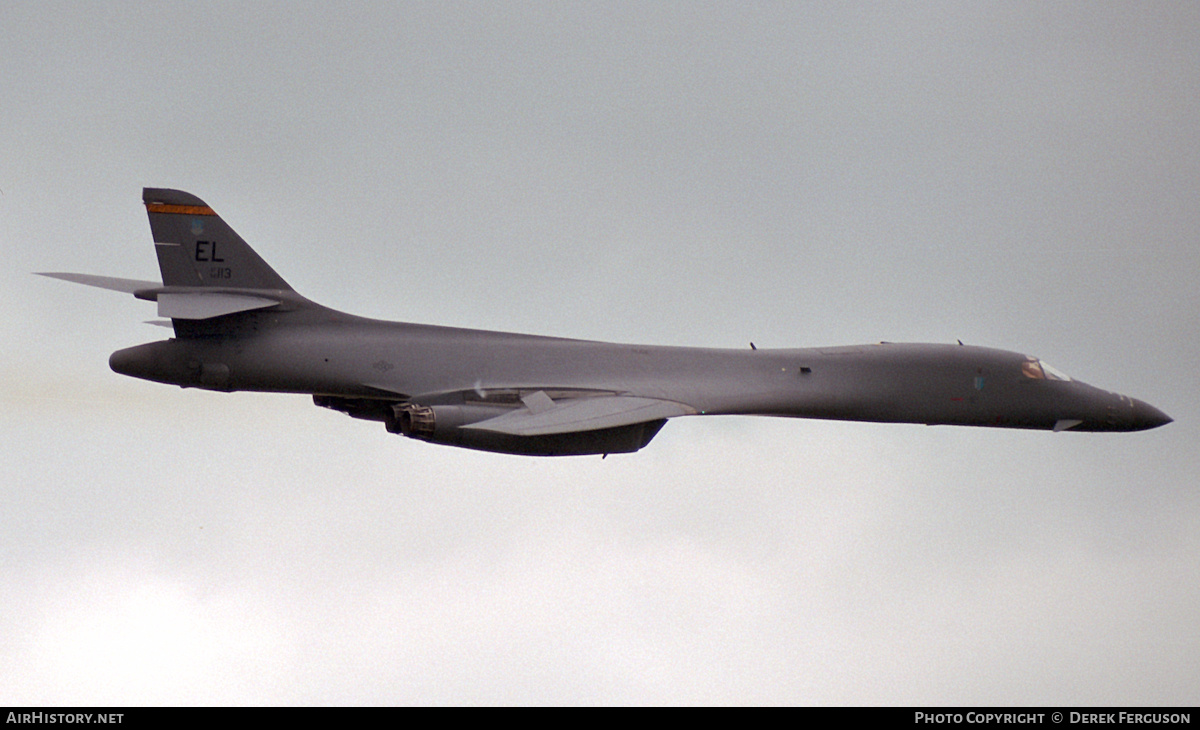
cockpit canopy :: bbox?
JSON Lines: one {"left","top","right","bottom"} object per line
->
{"left": 1021, "top": 356, "right": 1072, "bottom": 381}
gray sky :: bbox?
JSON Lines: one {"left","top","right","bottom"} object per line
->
{"left": 2, "top": 1, "right": 1197, "bottom": 705}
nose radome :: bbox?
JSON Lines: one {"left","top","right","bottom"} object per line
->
{"left": 1130, "top": 398, "right": 1172, "bottom": 431}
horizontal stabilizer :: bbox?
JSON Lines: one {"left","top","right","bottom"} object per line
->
{"left": 157, "top": 292, "right": 279, "bottom": 320}
{"left": 463, "top": 393, "right": 695, "bottom": 436}
{"left": 37, "top": 272, "right": 160, "bottom": 293}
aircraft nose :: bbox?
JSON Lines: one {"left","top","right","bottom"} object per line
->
{"left": 1130, "top": 398, "right": 1172, "bottom": 431}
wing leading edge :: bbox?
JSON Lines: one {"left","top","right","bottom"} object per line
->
{"left": 462, "top": 392, "right": 696, "bottom": 436}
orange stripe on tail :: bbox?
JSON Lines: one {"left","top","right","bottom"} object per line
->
{"left": 145, "top": 203, "right": 216, "bottom": 216}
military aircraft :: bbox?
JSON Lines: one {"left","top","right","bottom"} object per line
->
{"left": 39, "top": 188, "right": 1171, "bottom": 456}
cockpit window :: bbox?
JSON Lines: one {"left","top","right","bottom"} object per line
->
{"left": 1022, "top": 356, "right": 1072, "bottom": 381}
{"left": 1040, "top": 360, "right": 1072, "bottom": 381}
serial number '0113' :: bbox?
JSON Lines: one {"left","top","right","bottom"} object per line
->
{"left": 208, "top": 267, "right": 232, "bottom": 279}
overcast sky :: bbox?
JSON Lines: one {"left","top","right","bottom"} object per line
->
{"left": 2, "top": 2, "right": 1197, "bottom": 705}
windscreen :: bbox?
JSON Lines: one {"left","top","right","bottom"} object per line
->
{"left": 1021, "top": 356, "right": 1072, "bottom": 381}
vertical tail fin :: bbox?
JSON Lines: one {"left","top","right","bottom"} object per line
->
{"left": 143, "top": 188, "right": 292, "bottom": 291}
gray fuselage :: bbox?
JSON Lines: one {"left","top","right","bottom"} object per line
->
{"left": 109, "top": 293, "right": 1170, "bottom": 436}
{"left": 63, "top": 186, "right": 1168, "bottom": 456}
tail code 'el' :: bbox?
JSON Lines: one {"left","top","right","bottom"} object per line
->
{"left": 144, "top": 188, "right": 292, "bottom": 291}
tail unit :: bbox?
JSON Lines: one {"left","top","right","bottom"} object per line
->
{"left": 140, "top": 188, "right": 305, "bottom": 337}
{"left": 40, "top": 189, "right": 310, "bottom": 339}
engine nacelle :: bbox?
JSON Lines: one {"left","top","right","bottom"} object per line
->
{"left": 388, "top": 403, "right": 666, "bottom": 457}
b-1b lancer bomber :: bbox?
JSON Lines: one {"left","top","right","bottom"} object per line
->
{"left": 40, "top": 188, "right": 1172, "bottom": 456}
